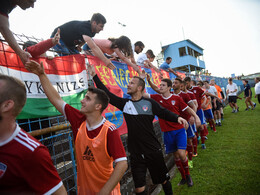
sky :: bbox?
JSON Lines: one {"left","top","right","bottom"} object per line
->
{"left": 7, "top": 0, "right": 260, "bottom": 77}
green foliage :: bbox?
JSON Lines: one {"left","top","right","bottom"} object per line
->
{"left": 159, "top": 89, "right": 260, "bottom": 195}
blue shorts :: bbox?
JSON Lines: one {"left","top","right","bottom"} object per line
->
{"left": 192, "top": 123, "right": 197, "bottom": 133}
{"left": 186, "top": 123, "right": 195, "bottom": 138}
{"left": 163, "top": 128, "right": 187, "bottom": 153}
{"left": 203, "top": 109, "right": 214, "bottom": 120}
{"left": 197, "top": 109, "right": 206, "bottom": 125}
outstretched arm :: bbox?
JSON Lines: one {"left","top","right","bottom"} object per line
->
{"left": 0, "top": 14, "right": 31, "bottom": 64}
{"left": 88, "top": 64, "right": 126, "bottom": 110}
{"left": 114, "top": 48, "right": 141, "bottom": 75}
{"left": 83, "top": 35, "right": 115, "bottom": 70}
{"left": 146, "top": 73, "right": 160, "bottom": 94}
{"left": 25, "top": 60, "right": 64, "bottom": 114}
{"left": 98, "top": 161, "right": 127, "bottom": 195}
{"left": 168, "top": 68, "right": 180, "bottom": 78}
{"left": 185, "top": 107, "right": 201, "bottom": 127}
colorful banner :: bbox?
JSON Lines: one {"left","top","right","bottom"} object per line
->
{"left": 0, "top": 42, "right": 88, "bottom": 119}
{"left": 1, "top": 42, "right": 176, "bottom": 135}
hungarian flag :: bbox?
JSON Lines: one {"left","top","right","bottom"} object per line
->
{"left": 0, "top": 42, "right": 88, "bottom": 119}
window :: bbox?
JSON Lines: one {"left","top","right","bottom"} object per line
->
{"left": 179, "top": 47, "right": 186, "bottom": 57}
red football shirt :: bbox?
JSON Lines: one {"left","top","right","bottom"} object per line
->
{"left": 150, "top": 94, "right": 188, "bottom": 131}
{"left": 175, "top": 91, "right": 193, "bottom": 121}
{"left": 0, "top": 125, "right": 62, "bottom": 194}
{"left": 188, "top": 86, "right": 205, "bottom": 110}
{"left": 63, "top": 103, "right": 126, "bottom": 162}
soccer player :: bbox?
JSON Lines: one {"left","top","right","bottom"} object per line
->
{"left": 89, "top": 65, "right": 188, "bottom": 195}
{"left": 0, "top": 74, "right": 66, "bottom": 194}
{"left": 146, "top": 76, "right": 199, "bottom": 160}
{"left": 210, "top": 79, "right": 225, "bottom": 120}
{"left": 146, "top": 77, "right": 200, "bottom": 186}
{"left": 180, "top": 81, "right": 199, "bottom": 157}
{"left": 242, "top": 80, "right": 256, "bottom": 110}
{"left": 200, "top": 91, "right": 217, "bottom": 132}
{"left": 203, "top": 81, "right": 222, "bottom": 126}
{"left": 171, "top": 78, "right": 199, "bottom": 167}
{"left": 25, "top": 61, "right": 127, "bottom": 194}
{"left": 226, "top": 78, "right": 239, "bottom": 113}
{"left": 184, "top": 77, "right": 207, "bottom": 149}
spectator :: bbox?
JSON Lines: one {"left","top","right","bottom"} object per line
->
{"left": 51, "top": 12, "right": 115, "bottom": 70}
{"left": 130, "top": 41, "right": 145, "bottom": 64}
{"left": 137, "top": 49, "right": 160, "bottom": 73}
{"left": 25, "top": 61, "right": 127, "bottom": 194}
{"left": 242, "top": 79, "right": 256, "bottom": 110}
{"left": 0, "top": 74, "right": 66, "bottom": 194}
{"left": 23, "top": 28, "right": 60, "bottom": 59}
{"left": 159, "top": 57, "right": 179, "bottom": 78}
{"left": 0, "top": 0, "right": 36, "bottom": 64}
{"left": 83, "top": 35, "right": 141, "bottom": 74}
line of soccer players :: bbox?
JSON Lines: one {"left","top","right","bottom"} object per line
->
{"left": 146, "top": 75, "right": 225, "bottom": 187}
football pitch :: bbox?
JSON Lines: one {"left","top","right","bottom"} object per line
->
{"left": 159, "top": 89, "right": 260, "bottom": 195}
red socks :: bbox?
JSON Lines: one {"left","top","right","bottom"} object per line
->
{"left": 175, "top": 158, "right": 186, "bottom": 179}
{"left": 187, "top": 144, "right": 193, "bottom": 160}
{"left": 181, "top": 157, "right": 190, "bottom": 176}
{"left": 192, "top": 137, "right": 197, "bottom": 154}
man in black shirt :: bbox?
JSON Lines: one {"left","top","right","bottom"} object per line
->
{"left": 51, "top": 13, "right": 105, "bottom": 56}
{"left": 0, "top": 0, "right": 36, "bottom": 65}
{"left": 88, "top": 64, "right": 188, "bottom": 195}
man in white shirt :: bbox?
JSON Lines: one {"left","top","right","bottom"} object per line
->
{"left": 226, "top": 78, "right": 238, "bottom": 113}
{"left": 255, "top": 77, "right": 260, "bottom": 104}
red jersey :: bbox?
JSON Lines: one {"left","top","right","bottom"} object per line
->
{"left": 63, "top": 103, "right": 126, "bottom": 162}
{"left": 25, "top": 39, "right": 54, "bottom": 58}
{"left": 150, "top": 94, "right": 188, "bottom": 131}
{"left": 187, "top": 91, "right": 196, "bottom": 102}
{"left": 188, "top": 86, "right": 205, "bottom": 110}
{"left": 175, "top": 91, "right": 193, "bottom": 121}
{"left": 0, "top": 125, "right": 62, "bottom": 194}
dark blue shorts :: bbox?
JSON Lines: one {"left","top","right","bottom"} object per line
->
{"left": 186, "top": 123, "right": 196, "bottom": 138}
{"left": 197, "top": 109, "right": 206, "bottom": 125}
{"left": 164, "top": 128, "right": 187, "bottom": 153}
{"left": 204, "top": 109, "right": 214, "bottom": 120}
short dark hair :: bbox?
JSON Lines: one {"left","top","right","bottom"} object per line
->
{"left": 166, "top": 57, "right": 172, "bottom": 61}
{"left": 161, "top": 78, "right": 172, "bottom": 87}
{"left": 255, "top": 77, "right": 260, "bottom": 82}
{"left": 228, "top": 78, "right": 233, "bottom": 82}
{"left": 203, "top": 80, "right": 209, "bottom": 84}
{"left": 91, "top": 13, "right": 106, "bottom": 24}
{"left": 146, "top": 49, "right": 155, "bottom": 58}
{"left": 133, "top": 76, "right": 145, "bottom": 91}
{"left": 191, "top": 80, "right": 197, "bottom": 85}
{"left": 0, "top": 74, "right": 26, "bottom": 116}
{"left": 243, "top": 79, "right": 248, "bottom": 84}
{"left": 174, "top": 77, "right": 183, "bottom": 84}
{"left": 197, "top": 81, "right": 203, "bottom": 87}
{"left": 88, "top": 86, "right": 109, "bottom": 113}
{"left": 184, "top": 77, "right": 191, "bottom": 82}
{"left": 134, "top": 41, "right": 144, "bottom": 48}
